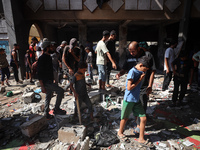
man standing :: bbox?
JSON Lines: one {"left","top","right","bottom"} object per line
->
{"left": 96, "top": 30, "right": 117, "bottom": 91}
{"left": 56, "top": 41, "right": 67, "bottom": 62}
{"left": 162, "top": 40, "right": 177, "bottom": 91}
{"left": 10, "top": 44, "right": 23, "bottom": 84}
{"left": 116, "top": 41, "right": 156, "bottom": 133}
{"left": 37, "top": 39, "right": 66, "bottom": 119}
{"left": 105, "top": 30, "right": 117, "bottom": 87}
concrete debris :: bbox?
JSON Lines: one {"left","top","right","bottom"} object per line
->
{"left": 22, "top": 92, "right": 35, "bottom": 104}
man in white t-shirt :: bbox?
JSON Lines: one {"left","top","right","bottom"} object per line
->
{"left": 95, "top": 30, "right": 117, "bottom": 91}
{"left": 162, "top": 40, "right": 177, "bottom": 91}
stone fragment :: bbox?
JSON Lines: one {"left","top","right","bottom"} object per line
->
{"left": 21, "top": 115, "right": 47, "bottom": 137}
{"left": 0, "top": 86, "right": 6, "bottom": 93}
{"left": 22, "top": 92, "right": 35, "bottom": 104}
{"left": 35, "top": 81, "right": 40, "bottom": 87}
{"left": 58, "top": 125, "right": 86, "bottom": 144}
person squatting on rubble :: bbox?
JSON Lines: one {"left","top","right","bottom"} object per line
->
{"left": 105, "top": 30, "right": 117, "bottom": 88}
{"left": 0, "top": 48, "right": 10, "bottom": 86}
{"left": 162, "top": 39, "right": 178, "bottom": 91}
{"left": 10, "top": 43, "right": 23, "bottom": 84}
{"left": 95, "top": 30, "right": 117, "bottom": 91}
{"left": 117, "top": 56, "right": 154, "bottom": 148}
{"left": 116, "top": 41, "right": 156, "bottom": 134}
{"left": 171, "top": 52, "right": 193, "bottom": 107}
{"left": 37, "top": 38, "right": 66, "bottom": 119}
{"left": 70, "top": 61, "right": 93, "bottom": 121}
{"left": 62, "top": 38, "right": 80, "bottom": 95}
{"left": 192, "top": 50, "right": 200, "bottom": 93}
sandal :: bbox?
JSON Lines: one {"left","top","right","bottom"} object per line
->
{"left": 117, "top": 135, "right": 130, "bottom": 143}
{"left": 138, "top": 139, "right": 155, "bottom": 149}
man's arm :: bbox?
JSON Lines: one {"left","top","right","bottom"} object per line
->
{"left": 165, "top": 57, "right": 170, "bottom": 73}
{"left": 62, "top": 51, "right": 74, "bottom": 75}
{"left": 106, "top": 52, "right": 117, "bottom": 69}
{"left": 146, "top": 70, "right": 155, "bottom": 96}
{"left": 12, "top": 52, "right": 18, "bottom": 69}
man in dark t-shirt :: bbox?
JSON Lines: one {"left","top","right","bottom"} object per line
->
{"left": 38, "top": 39, "right": 66, "bottom": 119}
{"left": 105, "top": 30, "right": 117, "bottom": 87}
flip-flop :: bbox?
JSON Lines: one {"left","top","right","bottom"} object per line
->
{"left": 117, "top": 135, "right": 130, "bottom": 143}
{"left": 138, "top": 139, "right": 155, "bottom": 149}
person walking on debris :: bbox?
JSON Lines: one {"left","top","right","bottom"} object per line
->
{"left": 10, "top": 43, "right": 23, "bottom": 84}
{"left": 37, "top": 39, "right": 66, "bottom": 119}
{"left": 70, "top": 62, "right": 93, "bottom": 121}
{"left": 116, "top": 41, "right": 156, "bottom": 134}
{"left": 105, "top": 30, "right": 117, "bottom": 88}
{"left": 95, "top": 30, "right": 117, "bottom": 91}
{"left": 85, "top": 47, "right": 93, "bottom": 80}
{"left": 162, "top": 39, "right": 178, "bottom": 91}
{"left": 0, "top": 48, "right": 10, "bottom": 86}
{"left": 118, "top": 56, "right": 154, "bottom": 148}
{"left": 192, "top": 50, "right": 200, "bottom": 94}
{"left": 171, "top": 52, "right": 193, "bottom": 107}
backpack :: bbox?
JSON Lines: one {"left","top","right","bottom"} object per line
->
{"left": 94, "top": 124, "right": 119, "bottom": 147}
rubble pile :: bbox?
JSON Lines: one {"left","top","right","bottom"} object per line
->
{"left": 0, "top": 72, "right": 200, "bottom": 150}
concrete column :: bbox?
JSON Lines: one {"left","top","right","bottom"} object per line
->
{"left": 157, "top": 24, "right": 167, "bottom": 70}
{"left": 118, "top": 25, "right": 127, "bottom": 69}
{"left": 78, "top": 24, "right": 87, "bottom": 46}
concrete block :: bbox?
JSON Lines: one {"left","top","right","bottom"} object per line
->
{"left": 88, "top": 90, "right": 101, "bottom": 104}
{"left": 21, "top": 115, "right": 47, "bottom": 137}
{"left": 70, "top": 0, "right": 82, "bottom": 10}
{"left": 0, "top": 86, "right": 6, "bottom": 93}
{"left": 125, "top": 0, "right": 137, "bottom": 10}
{"left": 151, "top": 0, "right": 163, "bottom": 10}
{"left": 31, "top": 103, "right": 45, "bottom": 113}
{"left": 22, "top": 92, "right": 35, "bottom": 104}
{"left": 138, "top": 0, "right": 150, "bottom": 10}
{"left": 35, "top": 81, "right": 40, "bottom": 87}
{"left": 57, "top": 0, "right": 69, "bottom": 10}
{"left": 84, "top": 0, "right": 98, "bottom": 12}
{"left": 26, "top": 0, "right": 42, "bottom": 12}
{"left": 58, "top": 125, "right": 86, "bottom": 144}
{"left": 44, "top": 0, "right": 56, "bottom": 10}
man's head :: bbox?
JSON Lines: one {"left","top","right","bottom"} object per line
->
{"left": 50, "top": 41, "right": 57, "bottom": 52}
{"left": 110, "top": 30, "right": 116, "bottom": 40}
{"left": 169, "top": 39, "right": 178, "bottom": 48}
{"left": 136, "top": 56, "right": 150, "bottom": 72}
{"left": 13, "top": 43, "right": 19, "bottom": 50}
{"left": 78, "top": 61, "right": 87, "bottom": 73}
{"left": 31, "top": 37, "right": 39, "bottom": 44}
{"left": 103, "top": 30, "right": 110, "bottom": 41}
{"left": 41, "top": 39, "right": 51, "bottom": 52}
{"left": 128, "top": 41, "right": 139, "bottom": 57}
{"left": 69, "top": 38, "right": 77, "bottom": 49}
{"left": 61, "top": 41, "right": 67, "bottom": 47}
{"left": 85, "top": 47, "right": 90, "bottom": 53}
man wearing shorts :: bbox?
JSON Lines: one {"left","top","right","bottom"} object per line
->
{"left": 118, "top": 56, "right": 152, "bottom": 146}
{"left": 95, "top": 30, "right": 116, "bottom": 91}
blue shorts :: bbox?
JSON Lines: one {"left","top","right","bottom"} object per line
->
{"left": 97, "top": 64, "right": 106, "bottom": 82}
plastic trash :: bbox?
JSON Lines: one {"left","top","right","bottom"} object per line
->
{"left": 6, "top": 91, "right": 13, "bottom": 97}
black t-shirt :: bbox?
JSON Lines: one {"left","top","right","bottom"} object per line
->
{"left": 172, "top": 57, "right": 192, "bottom": 78}
{"left": 37, "top": 53, "right": 54, "bottom": 84}
{"left": 105, "top": 39, "right": 116, "bottom": 62}
{"left": 122, "top": 49, "right": 156, "bottom": 87}
{"left": 63, "top": 46, "right": 80, "bottom": 71}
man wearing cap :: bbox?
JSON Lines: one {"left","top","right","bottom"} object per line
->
{"left": 37, "top": 38, "right": 66, "bottom": 119}
{"left": 95, "top": 30, "right": 117, "bottom": 91}
{"left": 62, "top": 38, "right": 80, "bottom": 94}
{"left": 116, "top": 41, "right": 156, "bottom": 133}
{"left": 105, "top": 30, "right": 117, "bottom": 87}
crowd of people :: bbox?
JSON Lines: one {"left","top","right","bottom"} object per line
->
{"left": 0, "top": 30, "right": 200, "bottom": 147}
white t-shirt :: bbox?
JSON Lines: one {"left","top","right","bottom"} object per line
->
{"left": 95, "top": 40, "right": 109, "bottom": 65}
{"left": 164, "top": 47, "right": 175, "bottom": 71}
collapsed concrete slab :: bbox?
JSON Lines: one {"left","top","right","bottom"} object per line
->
{"left": 20, "top": 115, "right": 47, "bottom": 137}
{"left": 58, "top": 125, "right": 86, "bottom": 144}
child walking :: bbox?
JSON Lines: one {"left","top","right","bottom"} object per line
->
{"left": 118, "top": 56, "right": 154, "bottom": 148}
{"left": 0, "top": 48, "right": 10, "bottom": 86}
{"left": 70, "top": 62, "right": 93, "bottom": 121}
